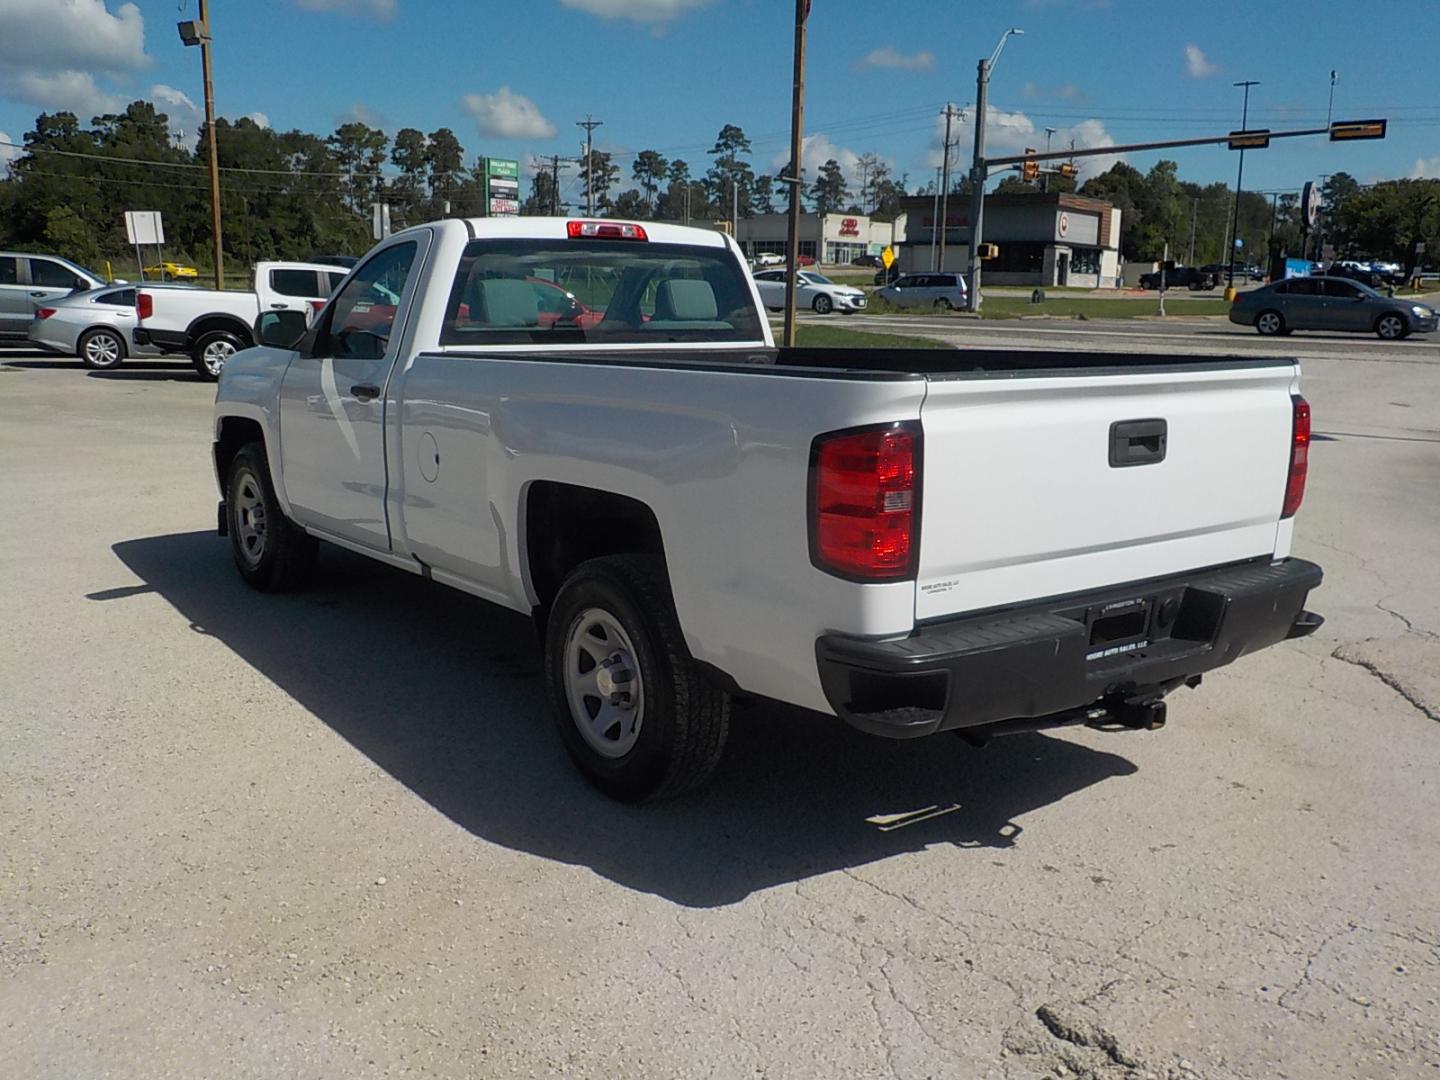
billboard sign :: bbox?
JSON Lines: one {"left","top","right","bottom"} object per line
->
{"left": 483, "top": 157, "right": 521, "bottom": 216}
{"left": 124, "top": 210, "right": 164, "bottom": 246}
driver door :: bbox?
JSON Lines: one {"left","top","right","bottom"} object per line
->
{"left": 277, "top": 236, "right": 425, "bottom": 551}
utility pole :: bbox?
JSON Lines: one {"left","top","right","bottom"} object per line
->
{"left": 538, "top": 155, "right": 570, "bottom": 215}
{"left": 1225, "top": 80, "right": 1260, "bottom": 295}
{"left": 930, "top": 166, "right": 941, "bottom": 271}
{"left": 576, "top": 115, "right": 602, "bottom": 215}
{"left": 781, "top": 0, "right": 808, "bottom": 349}
{"left": 1187, "top": 195, "right": 1199, "bottom": 265}
{"left": 178, "top": 0, "right": 224, "bottom": 289}
{"left": 937, "top": 103, "right": 961, "bottom": 272}
{"left": 732, "top": 177, "right": 739, "bottom": 240}
{"left": 1326, "top": 69, "right": 1338, "bottom": 127}
{"left": 1043, "top": 127, "right": 1057, "bottom": 193}
{"left": 966, "top": 28, "right": 1024, "bottom": 313}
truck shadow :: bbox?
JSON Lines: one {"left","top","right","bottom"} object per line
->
{"left": 104, "top": 531, "right": 1139, "bottom": 908}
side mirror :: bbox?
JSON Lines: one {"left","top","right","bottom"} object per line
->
{"left": 255, "top": 309, "right": 308, "bottom": 350}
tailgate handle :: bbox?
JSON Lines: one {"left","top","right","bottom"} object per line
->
{"left": 1109, "top": 418, "right": 1167, "bottom": 467}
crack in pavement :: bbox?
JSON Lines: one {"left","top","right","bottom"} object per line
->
{"left": 1330, "top": 644, "right": 1440, "bottom": 723}
{"left": 1035, "top": 1001, "right": 1143, "bottom": 1070}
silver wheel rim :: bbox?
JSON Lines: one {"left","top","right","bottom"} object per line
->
{"left": 563, "top": 607, "right": 644, "bottom": 759}
{"left": 1378, "top": 316, "right": 1402, "bottom": 339}
{"left": 1258, "top": 313, "right": 1280, "bottom": 334}
{"left": 203, "top": 338, "right": 236, "bottom": 376}
{"left": 233, "top": 469, "right": 267, "bottom": 568}
{"left": 84, "top": 333, "right": 121, "bottom": 366}
{"left": 815, "top": 296, "right": 831, "bottom": 314}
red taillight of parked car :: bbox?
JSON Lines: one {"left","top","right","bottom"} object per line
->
{"left": 1282, "top": 394, "right": 1310, "bottom": 519}
{"left": 810, "top": 424, "right": 920, "bottom": 581}
{"left": 310, "top": 299, "right": 326, "bottom": 312}
{"left": 137, "top": 291, "right": 153, "bottom": 320}
{"left": 34, "top": 308, "right": 57, "bottom": 320}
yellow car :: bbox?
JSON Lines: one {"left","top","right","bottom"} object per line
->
{"left": 143, "top": 261, "right": 199, "bottom": 281}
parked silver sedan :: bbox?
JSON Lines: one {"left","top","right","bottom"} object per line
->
{"left": 874, "top": 272, "right": 969, "bottom": 311}
{"left": 27, "top": 285, "right": 174, "bottom": 368}
{"left": 1229, "top": 275, "right": 1438, "bottom": 339}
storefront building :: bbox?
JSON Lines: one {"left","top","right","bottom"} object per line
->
{"left": 894, "top": 192, "right": 1123, "bottom": 288}
{"left": 734, "top": 212, "right": 901, "bottom": 265}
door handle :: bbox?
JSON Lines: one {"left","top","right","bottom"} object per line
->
{"left": 270, "top": 303, "right": 287, "bottom": 309}
{"left": 30, "top": 291, "right": 47, "bottom": 297}
{"left": 351, "top": 383, "right": 381, "bottom": 401}
{"left": 1109, "top": 418, "right": 1167, "bottom": 467}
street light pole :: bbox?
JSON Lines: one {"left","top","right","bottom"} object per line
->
{"left": 179, "top": 0, "right": 224, "bottom": 290}
{"left": 781, "top": 0, "right": 808, "bottom": 349}
{"left": 965, "top": 27, "right": 1023, "bottom": 313}
{"left": 1043, "top": 126, "right": 1056, "bottom": 193}
{"left": 1226, "top": 79, "right": 1259, "bottom": 294}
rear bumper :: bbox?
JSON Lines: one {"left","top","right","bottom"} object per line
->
{"left": 816, "top": 557, "right": 1323, "bottom": 739}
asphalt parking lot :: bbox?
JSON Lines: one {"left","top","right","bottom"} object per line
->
{"left": 2, "top": 334, "right": 1438, "bottom": 1080}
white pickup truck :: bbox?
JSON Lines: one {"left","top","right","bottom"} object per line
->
{"left": 136, "top": 261, "right": 348, "bottom": 379}
{"left": 212, "top": 217, "right": 1323, "bottom": 800}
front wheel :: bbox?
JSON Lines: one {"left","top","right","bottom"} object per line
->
{"left": 544, "top": 555, "right": 729, "bottom": 801}
{"left": 1255, "top": 310, "right": 1285, "bottom": 336}
{"left": 812, "top": 294, "right": 834, "bottom": 315}
{"left": 226, "top": 442, "right": 317, "bottom": 592}
{"left": 78, "top": 327, "right": 126, "bottom": 369}
{"left": 192, "top": 330, "right": 245, "bottom": 381}
{"left": 1376, "top": 314, "right": 1407, "bottom": 340}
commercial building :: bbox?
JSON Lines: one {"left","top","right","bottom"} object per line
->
{"left": 894, "top": 192, "right": 1123, "bottom": 288}
{"left": 734, "top": 212, "right": 900, "bottom": 265}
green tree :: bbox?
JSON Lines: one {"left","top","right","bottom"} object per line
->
{"left": 390, "top": 127, "right": 428, "bottom": 216}
{"left": 577, "top": 149, "right": 619, "bottom": 211}
{"left": 632, "top": 149, "right": 668, "bottom": 209}
{"left": 809, "top": 158, "right": 849, "bottom": 214}
{"left": 751, "top": 174, "right": 776, "bottom": 215}
{"left": 425, "top": 127, "right": 464, "bottom": 208}
{"left": 705, "top": 124, "right": 755, "bottom": 217}
{"left": 609, "top": 189, "right": 650, "bottom": 220}
{"left": 328, "top": 121, "right": 388, "bottom": 212}
{"left": 521, "top": 168, "right": 559, "bottom": 215}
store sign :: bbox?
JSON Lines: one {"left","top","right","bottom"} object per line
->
{"left": 482, "top": 157, "right": 521, "bottom": 217}
{"left": 1058, "top": 212, "right": 1070, "bottom": 238}
{"left": 838, "top": 217, "right": 860, "bottom": 237}
{"left": 1301, "top": 181, "right": 1320, "bottom": 230}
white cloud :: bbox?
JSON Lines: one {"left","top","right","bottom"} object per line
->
{"left": 1185, "top": 43, "right": 1218, "bottom": 78}
{"left": 295, "top": 0, "right": 397, "bottom": 16}
{"left": 4, "top": 69, "right": 128, "bottom": 117}
{"left": 245, "top": 112, "right": 271, "bottom": 129}
{"left": 857, "top": 46, "right": 935, "bottom": 71}
{"left": 769, "top": 133, "right": 889, "bottom": 197}
{"left": 0, "top": 131, "right": 20, "bottom": 172}
{"left": 461, "top": 87, "right": 557, "bottom": 140}
{"left": 924, "top": 107, "right": 1124, "bottom": 181}
{"left": 149, "top": 83, "right": 200, "bottom": 144}
{"left": 340, "top": 102, "right": 385, "bottom": 128}
{"left": 1411, "top": 156, "right": 1440, "bottom": 179}
{"left": 559, "top": 0, "right": 713, "bottom": 24}
{"left": 0, "top": 0, "right": 148, "bottom": 75}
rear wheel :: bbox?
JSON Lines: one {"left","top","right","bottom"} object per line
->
{"left": 1255, "top": 310, "right": 1285, "bottom": 336}
{"left": 934, "top": 297, "right": 954, "bottom": 311}
{"left": 1376, "top": 313, "right": 1407, "bottom": 340}
{"left": 78, "top": 327, "right": 126, "bottom": 369}
{"left": 192, "top": 330, "right": 245, "bottom": 380}
{"left": 226, "top": 442, "right": 317, "bottom": 592}
{"left": 544, "top": 555, "right": 729, "bottom": 801}
{"left": 812, "top": 294, "right": 834, "bottom": 315}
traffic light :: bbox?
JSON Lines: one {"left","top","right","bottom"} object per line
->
{"left": 1058, "top": 162, "right": 1078, "bottom": 179}
{"left": 976, "top": 243, "right": 1000, "bottom": 260}
{"left": 1329, "top": 118, "right": 1387, "bottom": 141}
{"left": 1022, "top": 150, "right": 1038, "bottom": 181}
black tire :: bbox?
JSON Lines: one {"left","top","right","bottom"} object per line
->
{"left": 812, "top": 294, "right": 834, "bottom": 315}
{"left": 192, "top": 329, "right": 246, "bottom": 381}
{"left": 1255, "top": 310, "right": 1285, "bottom": 336}
{"left": 544, "top": 555, "right": 729, "bottom": 801}
{"left": 934, "top": 297, "right": 954, "bottom": 311}
{"left": 1375, "top": 313, "right": 1408, "bottom": 340}
{"left": 77, "top": 327, "right": 126, "bottom": 369}
{"left": 225, "top": 442, "right": 317, "bottom": 592}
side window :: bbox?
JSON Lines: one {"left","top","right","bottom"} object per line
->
{"left": 1289, "top": 278, "right": 1322, "bottom": 296}
{"left": 1322, "top": 279, "right": 1363, "bottom": 299}
{"left": 1270, "top": 281, "right": 1291, "bottom": 295}
{"left": 0, "top": 257, "right": 18, "bottom": 284}
{"left": 97, "top": 288, "right": 136, "bottom": 307}
{"left": 30, "top": 259, "right": 78, "bottom": 288}
{"left": 322, "top": 242, "right": 417, "bottom": 360}
{"left": 270, "top": 268, "right": 322, "bottom": 298}
{"left": 325, "top": 272, "right": 347, "bottom": 294}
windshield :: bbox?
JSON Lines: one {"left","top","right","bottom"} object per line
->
{"left": 440, "top": 239, "right": 764, "bottom": 346}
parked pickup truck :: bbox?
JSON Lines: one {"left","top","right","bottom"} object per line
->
{"left": 1138, "top": 265, "right": 1218, "bottom": 291}
{"left": 136, "top": 261, "right": 348, "bottom": 378}
{"left": 212, "top": 216, "right": 1323, "bottom": 801}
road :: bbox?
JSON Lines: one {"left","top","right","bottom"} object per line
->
{"left": 2, "top": 339, "right": 1437, "bottom": 1080}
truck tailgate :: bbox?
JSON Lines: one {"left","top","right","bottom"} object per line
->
{"left": 915, "top": 362, "right": 1298, "bottom": 622}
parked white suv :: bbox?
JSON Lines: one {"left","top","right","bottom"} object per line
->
{"left": 875, "top": 272, "right": 969, "bottom": 311}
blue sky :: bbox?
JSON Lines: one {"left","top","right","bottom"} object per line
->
{"left": 2, "top": 0, "right": 1438, "bottom": 204}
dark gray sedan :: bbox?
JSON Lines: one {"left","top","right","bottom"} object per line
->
{"left": 1230, "top": 275, "right": 1438, "bottom": 339}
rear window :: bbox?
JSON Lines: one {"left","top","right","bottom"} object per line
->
{"left": 440, "top": 239, "right": 764, "bottom": 346}
{"left": 269, "top": 268, "right": 320, "bottom": 298}
{"left": 96, "top": 288, "right": 136, "bottom": 307}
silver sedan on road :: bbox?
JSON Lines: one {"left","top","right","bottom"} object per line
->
{"left": 27, "top": 284, "right": 177, "bottom": 368}
{"left": 1230, "top": 274, "right": 1438, "bottom": 339}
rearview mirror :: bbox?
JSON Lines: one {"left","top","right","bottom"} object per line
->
{"left": 255, "top": 309, "right": 308, "bottom": 350}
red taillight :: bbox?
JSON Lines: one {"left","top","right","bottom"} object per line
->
{"left": 310, "top": 299, "right": 326, "bottom": 312}
{"left": 1282, "top": 394, "right": 1310, "bottom": 519}
{"left": 811, "top": 424, "right": 919, "bottom": 581}
{"left": 137, "top": 291, "right": 153, "bottom": 320}
{"left": 34, "top": 308, "right": 57, "bottom": 320}
{"left": 567, "top": 219, "right": 648, "bottom": 241}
